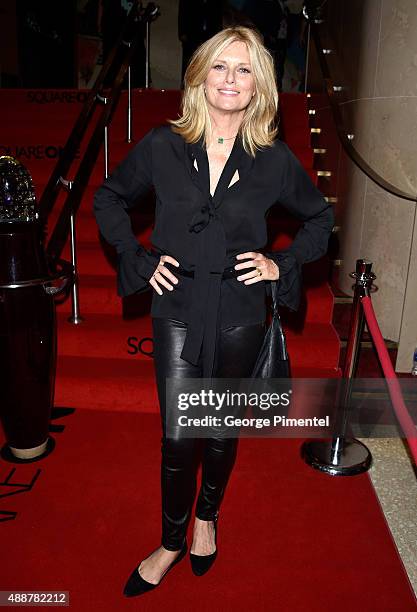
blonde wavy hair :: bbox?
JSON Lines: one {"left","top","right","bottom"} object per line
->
{"left": 169, "top": 26, "right": 279, "bottom": 157}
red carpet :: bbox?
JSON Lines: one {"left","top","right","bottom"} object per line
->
{"left": 1, "top": 88, "right": 341, "bottom": 411}
{"left": 1, "top": 89, "right": 416, "bottom": 610}
{"left": 1, "top": 409, "right": 416, "bottom": 611}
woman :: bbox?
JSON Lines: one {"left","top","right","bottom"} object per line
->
{"left": 93, "top": 26, "right": 334, "bottom": 597}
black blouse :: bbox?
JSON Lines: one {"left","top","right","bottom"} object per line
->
{"left": 93, "top": 125, "right": 334, "bottom": 376}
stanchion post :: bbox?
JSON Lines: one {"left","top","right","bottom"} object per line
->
{"left": 59, "top": 177, "right": 84, "bottom": 326}
{"left": 302, "top": 7, "right": 311, "bottom": 94}
{"left": 145, "top": 20, "right": 150, "bottom": 88}
{"left": 301, "top": 259, "right": 375, "bottom": 475}
{"left": 96, "top": 93, "right": 110, "bottom": 178}
{"left": 123, "top": 40, "right": 133, "bottom": 143}
{"left": 103, "top": 123, "right": 109, "bottom": 179}
{"left": 143, "top": 3, "right": 160, "bottom": 89}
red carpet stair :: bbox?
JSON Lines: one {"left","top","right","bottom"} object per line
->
{"left": 3, "top": 91, "right": 417, "bottom": 612}
{"left": 1, "top": 89, "right": 341, "bottom": 412}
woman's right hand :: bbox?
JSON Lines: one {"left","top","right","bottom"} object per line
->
{"left": 149, "top": 255, "right": 180, "bottom": 295}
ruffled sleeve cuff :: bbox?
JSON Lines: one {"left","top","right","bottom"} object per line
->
{"left": 116, "top": 246, "right": 159, "bottom": 297}
{"left": 264, "top": 250, "right": 302, "bottom": 311}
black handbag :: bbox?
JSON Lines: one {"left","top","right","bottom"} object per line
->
{"left": 247, "top": 280, "right": 291, "bottom": 422}
{"left": 251, "top": 280, "right": 291, "bottom": 379}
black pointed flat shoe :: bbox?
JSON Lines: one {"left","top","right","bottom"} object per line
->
{"left": 123, "top": 540, "right": 188, "bottom": 597}
{"left": 190, "top": 516, "right": 218, "bottom": 576}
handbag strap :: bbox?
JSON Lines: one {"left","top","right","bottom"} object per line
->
{"left": 270, "top": 280, "right": 289, "bottom": 361}
{"left": 270, "top": 280, "right": 278, "bottom": 314}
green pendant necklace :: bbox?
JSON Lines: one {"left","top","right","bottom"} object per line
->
{"left": 217, "top": 135, "right": 237, "bottom": 144}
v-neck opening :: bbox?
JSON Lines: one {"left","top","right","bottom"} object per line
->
{"left": 208, "top": 136, "right": 240, "bottom": 200}
{"left": 192, "top": 136, "right": 242, "bottom": 205}
{"left": 193, "top": 159, "right": 240, "bottom": 196}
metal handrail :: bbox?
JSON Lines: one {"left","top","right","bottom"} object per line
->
{"left": 38, "top": 3, "right": 140, "bottom": 224}
{"left": 305, "top": 4, "right": 417, "bottom": 204}
{"left": 40, "top": 1, "right": 158, "bottom": 261}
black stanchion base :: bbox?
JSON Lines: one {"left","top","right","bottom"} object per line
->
{"left": 0, "top": 437, "right": 56, "bottom": 464}
{"left": 301, "top": 438, "right": 372, "bottom": 476}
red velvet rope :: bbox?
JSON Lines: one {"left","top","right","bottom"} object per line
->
{"left": 361, "top": 295, "right": 417, "bottom": 465}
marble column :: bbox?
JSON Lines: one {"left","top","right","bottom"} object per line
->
{"left": 320, "top": 0, "right": 417, "bottom": 372}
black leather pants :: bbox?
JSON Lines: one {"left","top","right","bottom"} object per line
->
{"left": 152, "top": 317, "right": 266, "bottom": 551}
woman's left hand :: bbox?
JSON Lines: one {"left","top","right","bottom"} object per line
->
{"left": 234, "top": 252, "right": 280, "bottom": 284}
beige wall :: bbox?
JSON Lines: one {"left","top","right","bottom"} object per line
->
{"left": 318, "top": 0, "right": 417, "bottom": 372}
